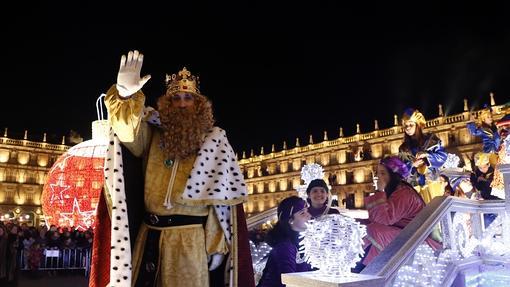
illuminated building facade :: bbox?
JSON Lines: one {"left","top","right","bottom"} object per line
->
{"left": 0, "top": 129, "right": 70, "bottom": 226}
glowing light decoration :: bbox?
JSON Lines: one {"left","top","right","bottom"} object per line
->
{"left": 393, "top": 245, "right": 460, "bottom": 287}
{"left": 297, "top": 163, "right": 326, "bottom": 200}
{"left": 41, "top": 133, "right": 108, "bottom": 231}
{"left": 452, "top": 212, "right": 477, "bottom": 258}
{"left": 393, "top": 211, "right": 510, "bottom": 287}
{"left": 393, "top": 243, "right": 510, "bottom": 287}
{"left": 301, "top": 163, "right": 325, "bottom": 185}
{"left": 250, "top": 240, "right": 272, "bottom": 285}
{"left": 300, "top": 214, "right": 366, "bottom": 275}
{"left": 250, "top": 241, "right": 272, "bottom": 265}
{"left": 59, "top": 197, "right": 95, "bottom": 231}
{"left": 41, "top": 95, "right": 109, "bottom": 231}
{"left": 440, "top": 153, "right": 461, "bottom": 170}
{"left": 466, "top": 263, "right": 510, "bottom": 287}
{"left": 477, "top": 216, "right": 510, "bottom": 257}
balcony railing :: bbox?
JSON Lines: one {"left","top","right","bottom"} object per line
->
{"left": 1, "top": 138, "right": 69, "bottom": 151}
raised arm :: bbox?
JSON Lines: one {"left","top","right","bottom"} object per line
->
{"left": 104, "top": 50, "right": 153, "bottom": 157}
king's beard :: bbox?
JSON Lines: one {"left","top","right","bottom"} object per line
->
{"left": 157, "top": 94, "right": 214, "bottom": 160}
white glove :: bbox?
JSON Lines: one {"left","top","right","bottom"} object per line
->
{"left": 208, "top": 253, "right": 225, "bottom": 271}
{"left": 116, "top": 50, "right": 151, "bottom": 98}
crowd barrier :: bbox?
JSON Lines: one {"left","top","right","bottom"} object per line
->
{"left": 18, "top": 248, "right": 91, "bottom": 276}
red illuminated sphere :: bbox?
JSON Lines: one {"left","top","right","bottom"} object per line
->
{"left": 42, "top": 139, "right": 107, "bottom": 231}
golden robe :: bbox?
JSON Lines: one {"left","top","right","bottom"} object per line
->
{"left": 105, "top": 86, "right": 228, "bottom": 287}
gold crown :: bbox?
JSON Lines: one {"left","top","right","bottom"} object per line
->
{"left": 474, "top": 152, "right": 490, "bottom": 167}
{"left": 165, "top": 67, "right": 200, "bottom": 95}
{"left": 478, "top": 109, "right": 492, "bottom": 125}
{"left": 402, "top": 109, "right": 426, "bottom": 127}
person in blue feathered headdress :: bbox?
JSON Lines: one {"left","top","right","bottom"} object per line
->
{"left": 398, "top": 108, "right": 448, "bottom": 189}
{"left": 466, "top": 105, "right": 500, "bottom": 166}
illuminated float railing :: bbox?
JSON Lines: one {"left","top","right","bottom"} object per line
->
{"left": 361, "top": 194, "right": 510, "bottom": 286}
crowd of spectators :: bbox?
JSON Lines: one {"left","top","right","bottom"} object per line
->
{"left": 0, "top": 222, "right": 93, "bottom": 285}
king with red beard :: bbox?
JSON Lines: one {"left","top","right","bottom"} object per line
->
{"left": 89, "top": 50, "right": 254, "bottom": 287}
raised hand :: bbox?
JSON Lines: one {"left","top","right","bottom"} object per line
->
{"left": 116, "top": 50, "right": 151, "bottom": 97}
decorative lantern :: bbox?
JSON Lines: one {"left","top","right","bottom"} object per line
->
{"left": 41, "top": 95, "right": 109, "bottom": 230}
{"left": 297, "top": 163, "right": 326, "bottom": 200}
{"left": 300, "top": 214, "right": 367, "bottom": 275}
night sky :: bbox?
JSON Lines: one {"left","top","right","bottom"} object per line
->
{"left": 3, "top": 2, "right": 510, "bottom": 154}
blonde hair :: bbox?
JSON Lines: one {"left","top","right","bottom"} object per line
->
{"left": 157, "top": 93, "right": 214, "bottom": 160}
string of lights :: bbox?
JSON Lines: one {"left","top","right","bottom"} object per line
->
{"left": 300, "top": 214, "right": 366, "bottom": 275}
